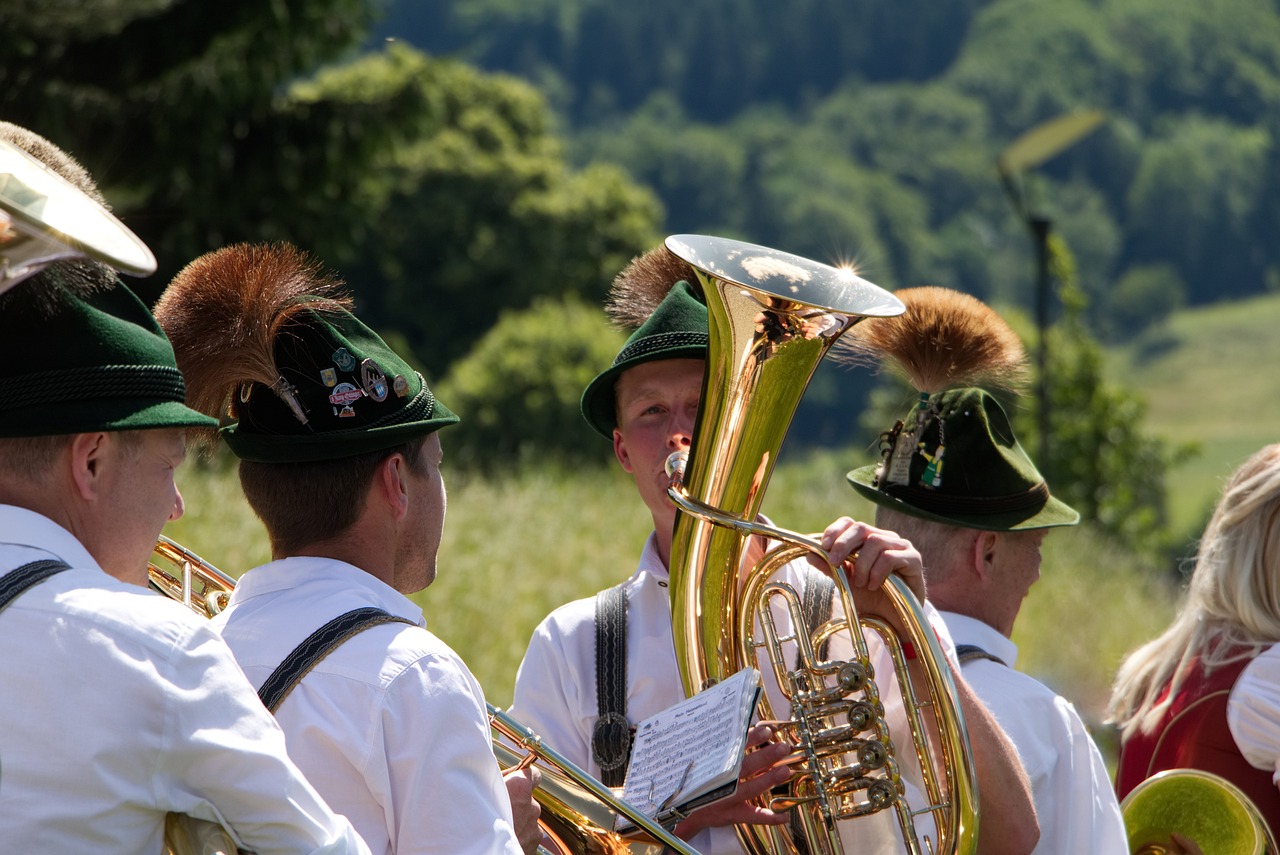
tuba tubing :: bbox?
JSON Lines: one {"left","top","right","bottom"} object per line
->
{"left": 661, "top": 234, "right": 978, "bottom": 855}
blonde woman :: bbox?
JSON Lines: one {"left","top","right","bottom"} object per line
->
{"left": 1109, "top": 443, "right": 1280, "bottom": 834}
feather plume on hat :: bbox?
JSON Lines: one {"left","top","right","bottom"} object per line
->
{"left": 604, "top": 244, "right": 700, "bottom": 328}
{"left": 834, "top": 286, "right": 1028, "bottom": 394}
{"left": 153, "top": 242, "right": 351, "bottom": 451}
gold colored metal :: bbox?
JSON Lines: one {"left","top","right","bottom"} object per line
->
{"left": 1122, "top": 768, "right": 1277, "bottom": 855}
{"left": 0, "top": 138, "right": 156, "bottom": 294}
{"left": 148, "top": 535, "right": 236, "bottom": 618}
{"left": 662, "top": 234, "right": 977, "bottom": 855}
{"left": 491, "top": 705, "right": 703, "bottom": 855}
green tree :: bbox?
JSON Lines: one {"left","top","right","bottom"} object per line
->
{"left": 435, "top": 295, "right": 624, "bottom": 468}
{"left": 1024, "top": 235, "right": 1195, "bottom": 557}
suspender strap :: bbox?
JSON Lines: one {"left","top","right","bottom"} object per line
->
{"left": 798, "top": 568, "right": 836, "bottom": 665}
{"left": 955, "top": 643, "right": 1009, "bottom": 668}
{"left": 258, "top": 606, "right": 416, "bottom": 713}
{"left": 0, "top": 559, "right": 71, "bottom": 612}
{"left": 592, "top": 582, "right": 632, "bottom": 787}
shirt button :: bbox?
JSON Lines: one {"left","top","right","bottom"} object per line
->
{"left": 658, "top": 581, "right": 668, "bottom": 588}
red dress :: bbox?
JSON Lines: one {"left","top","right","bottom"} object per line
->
{"left": 1116, "top": 651, "right": 1280, "bottom": 837}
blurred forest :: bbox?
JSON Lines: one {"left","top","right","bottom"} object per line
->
{"left": 6, "top": 0, "right": 1279, "bottom": 563}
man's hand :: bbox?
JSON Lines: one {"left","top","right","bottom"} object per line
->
{"left": 672, "top": 724, "right": 792, "bottom": 840}
{"left": 816, "top": 517, "right": 926, "bottom": 603}
{"left": 503, "top": 765, "right": 543, "bottom": 855}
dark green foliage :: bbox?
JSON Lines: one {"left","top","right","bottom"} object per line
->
{"left": 435, "top": 296, "right": 625, "bottom": 468}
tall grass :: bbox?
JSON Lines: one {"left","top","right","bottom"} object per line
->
{"left": 170, "top": 442, "right": 1180, "bottom": 770}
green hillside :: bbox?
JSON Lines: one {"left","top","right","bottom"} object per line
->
{"left": 1106, "top": 290, "right": 1280, "bottom": 541}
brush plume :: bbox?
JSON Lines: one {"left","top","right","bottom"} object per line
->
{"left": 835, "top": 286, "right": 1028, "bottom": 394}
{"left": 154, "top": 242, "right": 350, "bottom": 450}
{"left": 605, "top": 244, "right": 699, "bottom": 328}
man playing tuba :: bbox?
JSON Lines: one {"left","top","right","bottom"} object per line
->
{"left": 0, "top": 123, "right": 370, "bottom": 854}
{"left": 508, "top": 242, "right": 1041, "bottom": 854}
{"left": 154, "top": 243, "right": 541, "bottom": 855}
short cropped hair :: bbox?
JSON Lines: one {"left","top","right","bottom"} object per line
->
{"left": 238, "top": 437, "right": 428, "bottom": 555}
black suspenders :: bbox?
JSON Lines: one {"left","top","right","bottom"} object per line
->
{"left": 0, "top": 559, "right": 71, "bottom": 612}
{"left": 257, "top": 606, "right": 416, "bottom": 713}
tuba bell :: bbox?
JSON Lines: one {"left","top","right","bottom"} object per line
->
{"left": 1121, "top": 768, "right": 1277, "bottom": 855}
{"left": 662, "top": 234, "right": 978, "bottom": 855}
{"left": 0, "top": 137, "right": 156, "bottom": 294}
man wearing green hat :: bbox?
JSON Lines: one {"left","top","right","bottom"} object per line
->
{"left": 843, "top": 286, "right": 1127, "bottom": 854}
{"left": 0, "top": 124, "right": 370, "bottom": 853}
{"left": 154, "top": 242, "right": 539, "bottom": 855}
{"left": 509, "top": 246, "right": 1041, "bottom": 854}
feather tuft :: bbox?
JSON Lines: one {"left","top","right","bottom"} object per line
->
{"left": 604, "top": 245, "right": 699, "bottom": 328}
{"left": 835, "top": 286, "right": 1028, "bottom": 394}
{"left": 154, "top": 242, "right": 351, "bottom": 451}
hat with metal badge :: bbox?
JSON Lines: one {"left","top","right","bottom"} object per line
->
{"left": 581, "top": 245, "right": 707, "bottom": 438}
{"left": 154, "top": 242, "right": 457, "bottom": 463}
{"left": 839, "top": 286, "right": 1079, "bottom": 531}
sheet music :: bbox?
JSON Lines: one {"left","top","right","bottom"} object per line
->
{"left": 618, "top": 667, "right": 761, "bottom": 823}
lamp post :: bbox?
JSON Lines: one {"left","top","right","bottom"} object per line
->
{"left": 997, "top": 109, "right": 1105, "bottom": 464}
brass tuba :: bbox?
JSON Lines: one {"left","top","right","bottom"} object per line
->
{"left": 662, "top": 234, "right": 978, "bottom": 855}
{"left": 147, "top": 538, "right": 703, "bottom": 855}
{"left": 0, "top": 137, "right": 156, "bottom": 294}
{"left": 1121, "top": 768, "right": 1277, "bottom": 855}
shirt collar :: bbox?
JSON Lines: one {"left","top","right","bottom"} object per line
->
{"left": 938, "top": 610, "right": 1019, "bottom": 668}
{"left": 0, "top": 504, "right": 101, "bottom": 572}
{"left": 231, "top": 555, "right": 426, "bottom": 626}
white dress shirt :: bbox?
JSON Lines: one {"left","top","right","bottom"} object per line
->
{"left": 212, "top": 556, "right": 522, "bottom": 855}
{"left": 0, "top": 504, "right": 368, "bottom": 855}
{"left": 941, "top": 611, "right": 1127, "bottom": 854}
{"left": 510, "top": 532, "right": 956, "bottom": 855}
{"left": 1228, "top": 641, "right": 1280, "bottom": 782}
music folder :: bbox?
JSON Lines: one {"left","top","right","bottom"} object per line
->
{"left": 614, "top": 666, "right": 763, "bottom": 833}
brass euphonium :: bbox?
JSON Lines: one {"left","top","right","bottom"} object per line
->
{"left": 1, "top": 137, "right": 156, "bottom": 294}
{"left": 146, "top": 538, "right": 703, "bottom": 855}
{"left": 662, "top": 234, "right": 979, "bottom": 855}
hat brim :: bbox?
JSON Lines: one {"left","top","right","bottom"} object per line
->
{"left": 224, "top": 400, "right": 459, "bottom": 463}
{"left": 846, "top": 464, "right": 1081, "bottom": 531}
{"left": 581, "top": 342, "right": 706, "bottom": 439}
{"left": 0, "top": 398, "right": 218, "bottom": 437}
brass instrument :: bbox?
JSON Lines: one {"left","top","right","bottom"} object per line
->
{"left": 149, "top": 535, "right": 235, "bottom": 618}
{"left": 0, "top": 138, "right": 155, "bottom": 294}
{"left": 492, "top": 705, "right": 701, "bottom": 855}
{"left": 147, "top": 537, "right": 703, "bottom": 855}
{"left": 662, "top": 234, "right": 979, "bottom": 855}
{"left": 1122, "top": 768, "right": 1277, "bottom": 855}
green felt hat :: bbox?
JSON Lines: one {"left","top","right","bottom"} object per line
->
{"left": 222, "top": 306, "right": 458, "bottom": 463}
{"left": 580, "top": 279, "right": 708, "bottom": 438}
{"left": 0, "top": 282, "right": 217, "bottom": 437}
{"left": 847, "top": 387, "right": 1079, "bottom": 531}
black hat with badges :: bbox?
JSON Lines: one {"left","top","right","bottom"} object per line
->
{"left": 154, "top": 243, "right": 457, "bottom": 463}
{"left": 839, "top": 287, "right": 1079, "bottom": 531}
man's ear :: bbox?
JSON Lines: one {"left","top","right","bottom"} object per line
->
{"left": 376, "top": 452, "right": 412, "bottom": 521}
{"left": 613, "top": 427, "right": 632, "bottom": 472}
{"left": 68, "top": 432, "right": 110, "bottom": 502}
{"left": 971, "top": 530, "right": 1000, "bottom": 583}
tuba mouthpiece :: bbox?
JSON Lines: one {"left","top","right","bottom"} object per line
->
{"left": 665, "top": 451, "right": 689, "bottom": 481}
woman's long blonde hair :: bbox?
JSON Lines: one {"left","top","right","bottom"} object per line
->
{"left": 1108, "top": 443, "right": 1280, "bottom": 739}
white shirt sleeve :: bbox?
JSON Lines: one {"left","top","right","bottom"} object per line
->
{"left": 508, "top": 607, "right": 597, "bottom": 774}
{"left": 1228, "top": 643, "right": 1280, "bottom": 783}
{"left": 378, "top": 649, "right": 523, "bottom": 855}
{"left": 161, "top": 623, "right": 371, "bottom": 855}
